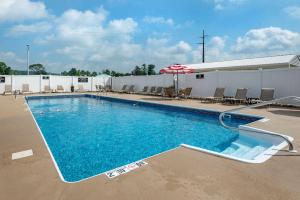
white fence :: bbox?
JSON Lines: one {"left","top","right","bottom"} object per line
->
{"left": 112, "top": 67, "right": 300, "bottom": 99}
{"left": 0, "top": 75, "right": 111, "bottom": 93}
{"left": 1, "top": 68, "right": 300, "bottom": 99}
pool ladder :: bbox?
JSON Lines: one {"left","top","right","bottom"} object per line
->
{"left": 219, "top": 96, "right": 300, "bottom": 153}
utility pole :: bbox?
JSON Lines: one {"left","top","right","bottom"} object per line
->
{"left": 26, "top": 44, "right": 30, "bottom": 75}
{"left": 198, "top": 30, "right": 208, "bottom": 63}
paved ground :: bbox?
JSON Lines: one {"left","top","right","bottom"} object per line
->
{"left": 1, "top": 93, "right": 300, "bottom": 200}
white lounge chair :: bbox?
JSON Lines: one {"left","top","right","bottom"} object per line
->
{"left": 21, "top": 84, "right": 31, "bottom": 94}
{"left": 44, "top": 85, "right": 52, "bottom": 93}
{"left": 56, "top": 85, "right": 64, "bottom": 93}
{"left": 3, "top": 84, "right": 12, "bottom": 95}
{"left": 76, "top": 85, "right": 86, "bottom": 92}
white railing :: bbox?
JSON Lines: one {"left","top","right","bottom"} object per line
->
{"left": 219, "top": 96, "right": 300, "bottom": 152}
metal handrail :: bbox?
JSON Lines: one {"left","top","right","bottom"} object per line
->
{"left": 219, "top": 96, "right": 300, "bottom": 152}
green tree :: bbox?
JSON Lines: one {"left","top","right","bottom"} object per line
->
{"left": 102, "top": 69, "right": 111, "bottom": 75}
{"left": 91, "top": 71, "right": 98, "bottom": 76}
{"left": 141, "top": 64, "right": 147, "bottom": 75}
{"left": 0, "top": 62, "right": 12, "bottom": 75}
{"left": 131, "top": 66, "right": 144, "bottom": 75}
{"left": 68, "top": 68, "right": 79, "bottom": 76}
{"left": 147, "top": 64, "right": 156, "bottom": 75}
{"left": 29, "top": 64, "right": 47, "bottom": 75}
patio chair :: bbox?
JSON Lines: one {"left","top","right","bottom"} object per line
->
{"left": 44, "top": 85, "right": 52, "bottom": 93}
{"left": 104, "top": 85, "right": 112, "bottom": 92}
{"left": 21, "top": 84, "right": 31, "bottom": 94}
{"left": 224, "top": 88, "right": 248, "bottom": 104}
{"left": 76, "top": 85, "right": 85, "bottom": 92}
{"left": 251, "top": 88, "right": 275, "bottom": 104}
{"left": 95, "top": 85, "right": 100, "bottom": 92}
{"left": 120, "top": 85, "right": 128, "bottom": 93}
{"left": 126, "top": 85, "right": 135, "bottom": 93}
{"left": 179, "top": 87, "right": 192, "bottom": 99}
{"left": 154, "top": 87, "right": 163, "bottom": 96}
{"left": 149, "top": 86, "right": 156, "bottom": 95}
{"left": 201, "top": 88, "right": 225, "bottom": 103}
{"left": 56, "top": 85, "right": 64, "bottom": 93}
{"left": 163, "top": 87, "right": 175, "bottom": 98}
{"left": 140, "top": 86, "right": 149, "bottom": 94}
{"left": 3, "top": 84, "right": 12, "bottom": 95}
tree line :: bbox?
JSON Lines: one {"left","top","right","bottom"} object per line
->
{"left": 0, "top": 61, "right": 158, "bottom": 77}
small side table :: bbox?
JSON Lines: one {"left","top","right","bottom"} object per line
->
{"left": 13, "top": 90, "right": 21, "bottom": 99}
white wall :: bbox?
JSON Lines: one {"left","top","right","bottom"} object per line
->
{"left": 112, "top": 67, "right": 300, "bottom": 98}
{"left": 0, "top": 75, "right": 111, "bottom": 94}
{"left": 1, "top": 68, "right": 299, "bottom": 98}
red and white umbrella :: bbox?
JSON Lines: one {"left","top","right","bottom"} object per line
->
{"left": 159, "top": 64, "right": 194, "bottom": 74}
{"left": 160, "top": 64, "right": 194, "bottom": 96}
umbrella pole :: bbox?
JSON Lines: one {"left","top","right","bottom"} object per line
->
{"left": 176, "top": 70, "right": 179, "bottom": 97}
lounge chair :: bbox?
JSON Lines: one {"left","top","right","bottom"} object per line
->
{"left": 21, "top": 84, "right": 31, "bottom": 94}
{"left": 3, "top": 84, "right": 12, "bottom": 95}
{"left": 224, "top": 88, "right": 248, "bottom": 104}
{"left": 76, "top": 85, "right": 85, "bottom": 92}
{"left": 56, "top": 85, "right": 64, "bottom": 93}
{"left": 96, "top": 85, "right": 105, "bottom": 92}
{"left": 126, "top": 85, "right": 135, "bottom": 93}
{"left": 251, "top": 88, "right": 275, "bottom": 104}
{"left": 104, "top": 85, "right": 112, "bottom": 92}
{"left": 154, "top": 87, "right": 163, "bottom": 96}
{"left": 44, "top": 85, "right": 52, "bottom": 93}
{"left": 120, "top": 85, "right": 128, "bottom": 93}
{"left": 95, "top": 85, "right": 100, "bottom": 92}
{"left": 163, "top": 87, "right": 175, "bottom": 98}
{"left": 140, "top": 86, "right": 149, "bottom": 94}
{"left": 179, "top": 87, "right": 192, "bottom": 99}
{"left": 201, "top": 88, "right": 225, "bottom": 103}
{"left": 149, "top": 87, "right": 156, "bottom": 95}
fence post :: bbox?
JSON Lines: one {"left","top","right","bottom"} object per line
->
{"left": 40, "top": 75, "right": 42, "bottom": 93}
{"left": 91, "top": 77, "right": 93, "bottom": 91}
{"left": 259, "top": 68, "right": 263, "bottom": 92}
{"left": 11, "top": 74, "right": 13, "bottom": 91}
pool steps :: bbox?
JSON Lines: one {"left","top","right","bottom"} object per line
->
{"left": 222, "top": 140, "right": 268, "bottom": 160}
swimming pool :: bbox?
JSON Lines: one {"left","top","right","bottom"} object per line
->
{"left": 26, "top": 94, "right": 287, "bottom": 182}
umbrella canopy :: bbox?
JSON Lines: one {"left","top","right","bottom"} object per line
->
{"left": 159, "top": 64, "right": 194, "bottom": 74}
{"left": 159, "top": 64, "right": 194, "bottom": 97}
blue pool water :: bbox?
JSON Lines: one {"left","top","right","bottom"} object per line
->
{"left": 27, "top": 95, "right": 262, "bottom": 182}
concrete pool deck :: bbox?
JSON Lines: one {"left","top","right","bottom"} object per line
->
{"left": 1, "top": 93, "right": 300, "bottom": 200}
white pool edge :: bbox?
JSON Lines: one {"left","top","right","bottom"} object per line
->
{"left": 181, "top": 125, "right": 294, "bottom": 164}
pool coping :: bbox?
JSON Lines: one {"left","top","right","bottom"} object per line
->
{"left": 24, "top": 93, "right": 289, "bottom": 183}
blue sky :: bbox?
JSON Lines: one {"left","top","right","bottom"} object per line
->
{"left": 1, "top": 0, "right": 300, "bottom": 73}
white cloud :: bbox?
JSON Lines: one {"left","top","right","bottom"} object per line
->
{"left": 109, "top": 18, "right": 137, "bottom": 34}
{"left": 0, "top": 0, "right": 47, "bottom": 22}
{"left": 0, "top": 51, "right": 16, "bottom": 60}
{"left": 33, "top": 7, "right": 143, "bottom": 71}
{"left": 207, "top": 0, "right": 246, "bottom": 11}
{"left": 192, "top": 36, "right": 229, "bottom": 63}
{"left": 231, "top": 27, "right": 300, "bottom": 54}
{"left": 143, "top": 16, "right": 174, "bottom": 26}
{"left": 146, "top": 38, "right": 192, "bottom": 65}
{"left": 284, "top": 6, "right": 300, "bottom": 19}
{"left": 7, "top": 22, "right": 52, "bottom": 36}
{"left": 0, "top": 51, "right": 26, "bottom": 69}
